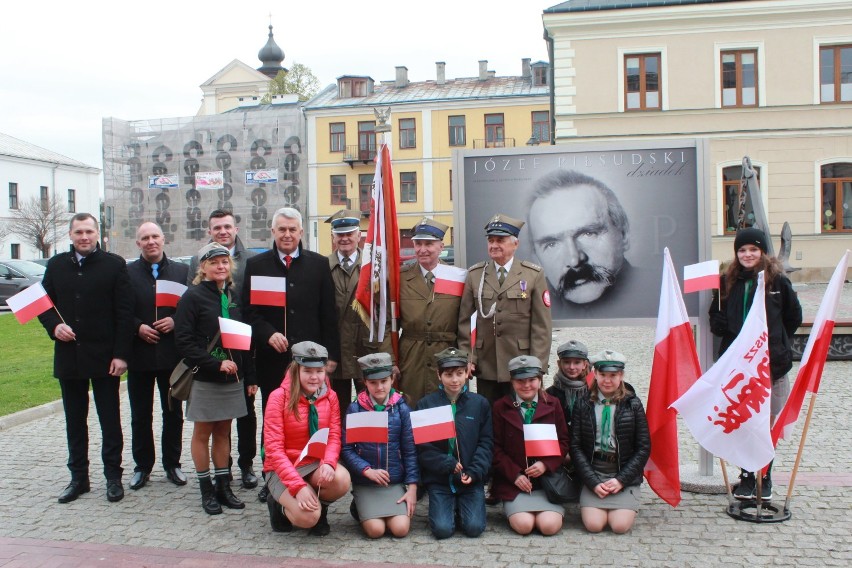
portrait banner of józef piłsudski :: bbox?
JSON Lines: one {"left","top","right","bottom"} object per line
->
{"left": 454, "top": 141, "right": 706, "bottom": 325}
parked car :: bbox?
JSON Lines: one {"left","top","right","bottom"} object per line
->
{"left": 27, "top": 258, "right": 50, "bottom": 267}
{"left": 0, "top": 260, "right": 46, "bottom": 306}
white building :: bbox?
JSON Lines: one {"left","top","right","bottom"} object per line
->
{"left": 0, "top": 132, "right": 100, "bottom": 259}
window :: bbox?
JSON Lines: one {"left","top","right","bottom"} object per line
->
{"left": 484, "top": 114, "right": 505, "bottom": 148}
{"left": 625, "top": 53, "right": 661, "bottom": 110}
{"left": 722, "top": 165, "right": 761, "bottom": 234}
{"left": 820, "top": 45, "right": 852, "bottom": 103}
{"left": 40, "top": 186, "right": 49, "bottom": 211}
{"left": 8, "top": 182, "right": 18, "bottom": 209}
{"left": 399, "top": 118, "right": 416, "bottom": 149}
{"left": 821, "top": 163, "right": 852, "bottom": 232}
{"left": 531, "top": 111, "right": 550, "bottom": 143}
{"left": 533, "top": 65, "right": 548, "bottom": 87}
{"left": 400, "top": 172, "right": 417, "bottom": 203}
{"left": 329, "top": 123, "right": 345, "bottom": 152}
{"left": 10, "top": 244, "right": 20, "bottom": 259}
{"left": 449, "top": 116, "right": 466, "bottom": 146}
{"left": 67, "top": 189, "right": 76, "bottom": 213}
{"left": 721, "top": 50, "right": 757, "bottom": 107}
{"left": 338, "top": 78, "right": 369, "bottom": 98}
{"left": 330, "top": 175, "right": 347, "bottom": 205}
{"left": 358, "top": 174, "right": 372, "bottom": 213}
{"left": 358, "top": 122, "right": 376, "bottom": 161}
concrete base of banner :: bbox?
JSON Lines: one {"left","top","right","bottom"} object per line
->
{"left": 680, "top": 462, "right": 741, "bottom": 494}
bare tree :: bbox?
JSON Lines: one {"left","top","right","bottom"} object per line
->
{"left": 8, "top": 193, "right": 71, "bottom": 258}
{"left": 0, "top": 222, "right": 9, "bottom": 256}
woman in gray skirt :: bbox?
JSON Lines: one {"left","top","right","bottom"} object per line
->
{"left": 174, "top": 243, "right": 257, "bottom": 515}
{"left": 570, "top": 349, "right": 650, "bottom": 533}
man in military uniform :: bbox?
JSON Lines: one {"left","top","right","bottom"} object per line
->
{"left": 399, "top": 218, "right": 462, "bottom": 407}
{"left": 457, "top": 214, "right": 552, "bottom": 404}
{"left": 325, "top": 209, "right": 394, "bottom": 415}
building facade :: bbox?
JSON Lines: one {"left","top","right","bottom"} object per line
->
{"left": 1, "top": 132, "right": 100, "bottom": 259}
{"left": 303, "top": 60, "right": 551, "bottom": 254}
{"left": 544, "top": 0, "right": 852, "bottom": 280}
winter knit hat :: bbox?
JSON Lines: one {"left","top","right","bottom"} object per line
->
{"left": 733, "top": 228, "right": 767, "bottom": 253}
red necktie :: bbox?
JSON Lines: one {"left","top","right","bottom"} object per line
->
{"left": 284, "top": 255, "right": 292, "bottom": 269}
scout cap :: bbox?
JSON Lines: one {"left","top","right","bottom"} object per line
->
{"left": 557, "top": 340, "right": 588, "bottom": 361}
{"left": 733, "top": 227, "right": 768, "bottom": 253}
{"left": 292, "top": 341, "right": 329, "bottom": 367}
{"left": 508, "top": 355, "right": 543, "bottom": 379}
{"left": 485, "top": 214, "right": 524, "bottom": 238}
{"left": 591, "top": 349, "right": 626, "bottom": 372}
{"left": 325, "top": 209, "right": 361, "bottom": 234}
{"left": 434, "top": 347, "right": 469, "bottom": 370}
{"left": 357, "top": 352, "right": 394, "bottom": 379}
{"left": 411, "top": 217, "right": 449, "bottom": 241}
{"left": 198, "top": 242, "right": 230, "bottom": 262}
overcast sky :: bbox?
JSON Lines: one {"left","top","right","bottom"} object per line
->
{"left": 0, "top": 0, "right": 556, "bottom": 172}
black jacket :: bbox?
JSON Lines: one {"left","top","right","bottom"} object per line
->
{"left": 128, "top": 254, "right": 189, "bottom": 371}
{"left": 570, "top": 392, "right": 651, "bottom": 490}
{"left": 709, "top": 271, "right": 802, "bottom": 380}
{"left": 415, "top": 387, "right": 493, "bottom": 489}
{"left": 39, "top": 246, "right": 133, "bottom": 380}
{"left": 173, "top": 280, "right": 255, "bottom": 385}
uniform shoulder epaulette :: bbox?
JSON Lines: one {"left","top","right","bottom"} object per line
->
{"left": 469, "top": 261, "right": 487, "bottom": 271}
{"left": 520, "top": 260, "right": 543, "bottom": 271}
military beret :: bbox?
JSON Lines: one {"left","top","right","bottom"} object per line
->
{"left": 292, "top": 341, "right": 329, "bottom": 367}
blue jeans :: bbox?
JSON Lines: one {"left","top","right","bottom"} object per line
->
{"left": 427, "top": 482, "right": 486, "bottom": 539}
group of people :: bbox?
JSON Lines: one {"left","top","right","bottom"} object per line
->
{"left": 36, "top": 203, "right": 800, "bottom": 538}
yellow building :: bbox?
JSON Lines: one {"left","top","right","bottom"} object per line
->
{"left": 304, "top": 60, "right": 550, "bottom": 254}
{"left": 544, "top": 0, "right": 852, "bottom": 280}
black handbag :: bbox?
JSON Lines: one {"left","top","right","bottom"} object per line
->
{"left": 541, "top": 464, "right": 581, "bottom": 504}
{"left": 168, "top": 331, "right": 221, "bottom": 406}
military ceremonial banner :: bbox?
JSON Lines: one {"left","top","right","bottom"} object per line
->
{"left": 672, "top": 272, "right": 774, "bottom": 472}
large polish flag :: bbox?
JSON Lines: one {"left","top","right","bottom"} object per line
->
{"left": 410, "top": 405, "right": 456, "bottom": 444}
{"left": 645, "top": 248, "right": 701, "bottom": 507}
{"left": 296, "top": 428, "right": 329, "bottom": 465}
{"left": 523, "top": 424, "right": 561, "bottom": 457}
{"left": 772, "top": 250, "right": 850, "bottom": 446}
{"left": 250, "top": 276, "right": 287, "bottom": 306}
{"left": 683, "top": 260, "right": 721, "bottom": 294}
{"left": 155, "top": 280, "right": 187, "bottom": 308}
{"left": 7, "top": 282, "right": 54, "bottom": 324}
{"left": 218, "top": 317, "right": 252, "bottom": 350}
{"left": 346, "top": 411, "right": 390, "bottom": 444}
{"left": 432, "top": 264, "right": 467, "bottom": 296}
{"left": 672, "top": 271, "right": 774, "bottom": 472}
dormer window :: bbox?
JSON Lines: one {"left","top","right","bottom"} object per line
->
{"left": 533, "top": 65, "right": 548, "bottom": 87}
{"left": 338, "top": 77, "right": 371, "bottom": 98}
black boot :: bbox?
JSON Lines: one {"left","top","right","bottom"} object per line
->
{"left": 215, "top": 475, "right": 245, "bottom": 509}
{"left": 267, "top": 493, "right": 292, "bottom": 532}
{"left": 199, "top": 478, "right": 222, "bottom": 515}
{"left": 309, "top": 504, "right": 330, "bottom": 536}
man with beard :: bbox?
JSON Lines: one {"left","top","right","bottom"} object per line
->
{"left": 528, "top": 170, "right": 652, "bottom": 319}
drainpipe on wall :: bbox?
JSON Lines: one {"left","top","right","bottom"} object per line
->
{"left": 544, "top": 28, "right": 555, "bottom": 145}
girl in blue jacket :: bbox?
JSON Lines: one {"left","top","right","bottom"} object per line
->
{"left": 341, "top": 353, "right": 418, "bottom": 538}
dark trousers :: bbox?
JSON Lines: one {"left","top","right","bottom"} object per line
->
{"left": 257, "top": 351, "right": 291, "bottom": 461}
{"left": 127, "top": 369, "right": 183, "bottom": 473}
{"left": 59, "top": 377, "right": 123, "bottom": 481}
{"left": 234, "top": 389, "right": 257, "bottom": 470}
{"left": 475, "top": 379, "right": 511, "bottom": 406}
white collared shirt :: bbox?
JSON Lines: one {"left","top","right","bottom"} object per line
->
{"left": 279, "top": 247, "right": 301, "bottom": 264}
{"left": 495, "top": 257, "right": 514, "bottom": 275}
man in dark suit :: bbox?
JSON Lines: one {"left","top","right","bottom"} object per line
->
{"left": 126, "top": 221, "right": 189, "bottom": 490}
{"left": 187, "top": 209, "right": 259, "bottom": 489}
{"left": 39, "top": 212, "right": 133, "bottom": 503}
{"left": 242, "top": 207, "right": 340, "bottom": 502}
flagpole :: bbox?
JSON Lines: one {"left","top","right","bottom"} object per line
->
{"left": 719, "top": 458, "right": 734, "bottom": 503}
{"left": 53, "top": 306, "right": 68, "bottom": 326}
{"left": 783, "top": 392, "right": 818, "bottom": 512}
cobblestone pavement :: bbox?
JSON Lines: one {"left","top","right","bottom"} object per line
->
{"left": 0, "top": 283, "right": 850, "bottom": 567}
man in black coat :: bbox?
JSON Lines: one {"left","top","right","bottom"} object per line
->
{"left": 126, "top": 221, "right": 189, "bottom": 491}
{"left": 38, "top": 213, "right": 133, "bottom": 503}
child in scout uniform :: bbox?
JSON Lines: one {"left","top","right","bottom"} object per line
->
{"left": 341, "top": 353, "right": 419, "bottom": 539}
{"left": 416, "top": 348, "right": 493, "bottom": 539}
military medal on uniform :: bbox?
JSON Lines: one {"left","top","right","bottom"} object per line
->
{"left": 520, "top": 280, "right": 527, "bottom": 299}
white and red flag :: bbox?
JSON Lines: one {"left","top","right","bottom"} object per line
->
{"left": 346, "top": 411, "right": 390, "bottom": 444}
{"left": 645, "top": 248, "right": 701, "bottom": 507}
{"left": 432, "top": 264, "right": 467, "bottom": 297}
{"left": 772, "top": 250, "right": 850, "bottom": 445}
{"left": 672, "top": 271, "right": 774, "bottom": 472}
{"left": 410, "top": 405, "right": 456, "bottom": 444}
{"left": 155, "top": 280, "right": 187, "bottom": 308}
{"left": 523, "top": 424, "right": 561, "bottom": 457}
{"left": 353, "top": 143, "right": 400, "bottom": 345}
{"left": 218, "top": 317, "right": 252, "bottom": 351}
{"left": 296, "top": 428, "right": 329, "bottom": 466}
{"left": 683, "top": 260, "right": 721, "bottom": 294}
{"left": 470, "top": 312, "right": 477, "bottom": 348}
{"left": 7, "top": 282, "right": 54, "bottom": 324}
{"left": 250, "top": 276, "right": 287, "bottom": 307}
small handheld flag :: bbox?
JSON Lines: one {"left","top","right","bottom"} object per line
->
{"left": 410, "top": 405, "right": 456, "bottom": 444}
{"left": 7, "top": 282, "right": 54, "bottom": 324}
{"left": 346, "top": 411, "right": 390, "bottom": 444}
{"left": 218, "top": 317, "right": 252, "bottom": 350}
{"left": 155, "top": 280, "right": 187, "bottom": 308}
{"left": 296, "top": 428, "right": 329, "bottom": 465}
{"left": 523, "top": 424, "right": 561, "bottom": 457}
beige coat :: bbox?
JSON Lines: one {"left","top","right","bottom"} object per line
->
{"left": 398, "top": 261, "right": 462, "bottom": 406}
{"left": 458, "top": 258, "right": 552, "bottom": 383}
{"left": 328, "top": 250, "right": 393, "bottom": 382}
